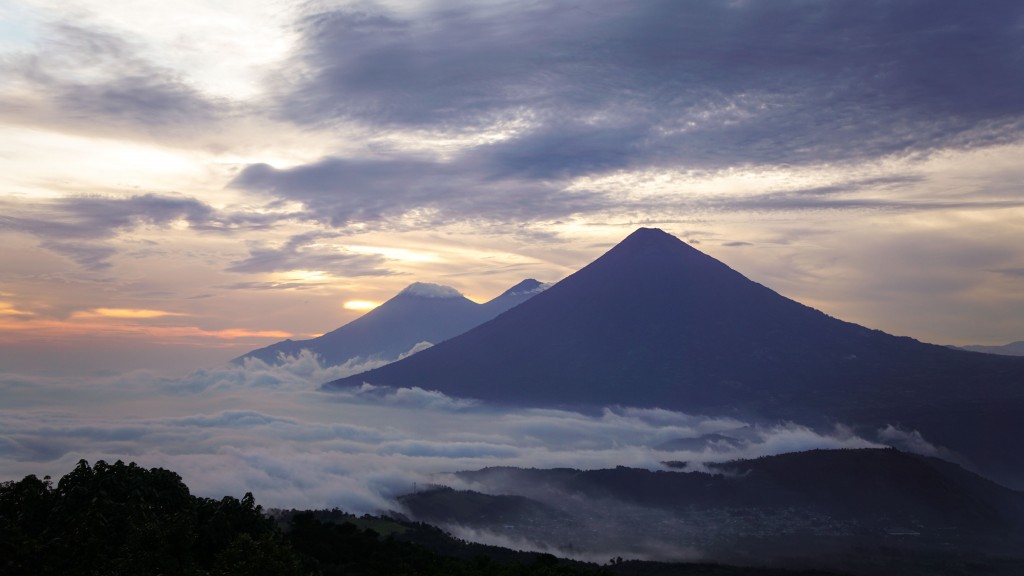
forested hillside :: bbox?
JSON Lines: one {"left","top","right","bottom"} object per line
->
{"left": 0, "top": 460, "right": 841, "bottom": 576}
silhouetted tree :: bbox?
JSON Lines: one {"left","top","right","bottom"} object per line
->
{"left": 0, "top": 459, "right": 299, "bottom": 576}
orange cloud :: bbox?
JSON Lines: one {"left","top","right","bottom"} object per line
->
{"left": 0, "top": 302, "right": 35, "bottom": 317}
{"left": 0, "top": 316, "right": 291, "bottom": 346}
{"left": 72, "top": 308, "right": 188, "bottom": 319}
{"left": 190, "top": 327, "right": 293, "bottom": 340}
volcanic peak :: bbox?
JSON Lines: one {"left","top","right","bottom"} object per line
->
{"left": 501, "top": 278, "right": 549, "bottom": 297}
{"left": 397, "top": 282, "right": 464, "bottom": 299}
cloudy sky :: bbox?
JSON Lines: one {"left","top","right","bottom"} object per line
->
{"left": 2, "top": 0, "right": 1024, "bottom": 377}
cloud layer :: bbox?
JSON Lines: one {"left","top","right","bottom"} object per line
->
{"left": 0, "top": 352, "right": 938, "bottom": 517}
{"left": 231, "top": 0, "right": 1024, "bottom": 228}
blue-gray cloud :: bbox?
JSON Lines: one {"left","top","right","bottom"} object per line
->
{"left": 697, "top": 176, "right": 1024, "bottom": 214}
{"left": 0, "top": 194, "right": 282, "bottom": 270}
{"left": 279, "top": 0, "right": 1024, "bottom": 164}
{"left": 0, "top": 194, "right": 234, "bottom": 241}
{"left": 232, "top": 157, "right": 608, "bottom": 228}
{"left": 217, "top": 281, "right": 324, "bottom": 291}
{"left": 239, "top": 0, "right": 1024, "bottom": 227}
{"left": 1, "top": 22, "right": 226, "bottom": 136}
{"left": 37, "top": 241, "right": 119, "bottom": 271}
{"left": 226, "top": 231, "right": 397, "bottom": 276}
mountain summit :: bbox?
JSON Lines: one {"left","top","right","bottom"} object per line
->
{"left": 330, "top": 226, "right": 905, "bottom": 409}
{"left": 237, "top": 278, "right": 546, "bottom": 368}
{"left": 396, "top": 282, "right": 464, "bottom": 299}
{"left": 326, "top": 228, "right": 1024, "bottom": 486}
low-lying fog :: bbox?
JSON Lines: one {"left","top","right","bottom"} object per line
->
{"left": 1, "top": 350, "right": 940, "bottom": 515}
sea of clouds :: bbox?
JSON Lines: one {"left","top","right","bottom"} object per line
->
{"left": 0, "top": 349, "right": 939, "bottom": 515}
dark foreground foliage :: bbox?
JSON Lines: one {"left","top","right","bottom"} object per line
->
{"left": 1, "top": 460, "right": 841, "bottom": 576}
{"left": 0, "top": 460, "right": 299, "bottom": 576}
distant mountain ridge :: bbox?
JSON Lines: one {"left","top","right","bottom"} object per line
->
{"left": 400, "top": 449, "right": 1024, "bottom": 572}
{"left": 327, "top": 228, "right": 1024, "bottom": 487}
{"left": 237, "top": 279, "right": 547, "bottom": 367}
{"left": 447, "top": 448, "right": 1024, "bottom": 532}
{"left": 960, "top": 340, "right": 1024, "bottom": 356}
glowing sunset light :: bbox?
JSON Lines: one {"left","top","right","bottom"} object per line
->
{"left": 0, "top": 302, "right": 34, "bottom": 316}
{"left": 346, "top": 245, "right": 438, "bottom": 263}
{"left": 189, "top": 327, "right": 293, "bottom": 340}
{"left": 0, "top": 316, "right": 291, "bottom": 343}
{"left": 278, "top": 270, "right": 332, "bottom": 283}
{"left": 74, "top": 308, "right": 188, "bottom": 319}
{"left": 343, "top": 300, "right": 381, "bottom": 311}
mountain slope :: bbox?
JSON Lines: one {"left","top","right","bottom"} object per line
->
{"left": 404, "top": 449, "right": 1024, "bottom": 573}
{"left": 327, "top": 228, "right": 1022, "bottom": 410}
{"left": 238, "top": 279, "right": 546, "bottom": 367}
{"left": 452, "top": 448, "right": 1024, "bottom": 532}
{"left": 327, "top": 228, "right": 1024, "bottom": 484}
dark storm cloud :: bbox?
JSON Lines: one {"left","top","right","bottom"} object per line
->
{"left": 243, "top": 0, "right": 1024, "bottom": 226}
{"left": 1, "top": 22, "right": 224, "bottom": 134}
{"left": 226, "top": 231, "right": 397, "bottom": 276}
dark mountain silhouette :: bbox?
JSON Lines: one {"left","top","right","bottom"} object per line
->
{"left": 403, "top": 449, "right": 1024, "bottom": 574}
{"left": 654, "top": 432, "right": 747, "bottom": 453}
{"left": 447, "top": 448, "right": 1024, "bottom": 532}
{"left": 398, "top": 486, "right": 570, "bottom": 529}
{"left": 238, "top": 279, "right": 546, "bottom": 367}
{"left": 327, "top": 228, "right": 1024, "bottom": 485}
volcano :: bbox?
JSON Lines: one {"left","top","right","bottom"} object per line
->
{"left": 326, "top": 228, "right": 1024, "bottom": 485}
{"left": 238, "top": 279, "right": 546, "bottom": 367}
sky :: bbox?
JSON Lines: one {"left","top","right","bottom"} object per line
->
{"left": 1, "top": 0, "right": 1021, "bottom": 537}
{"left": 2, "top": 1, "right": 1024, "bottom": 377}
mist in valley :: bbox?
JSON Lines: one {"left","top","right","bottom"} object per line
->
{"left": 4, "top": 348, "right": 986, "bottom": 570}
{"left": 0, "top": 349, "right": 902, "bottom": 502}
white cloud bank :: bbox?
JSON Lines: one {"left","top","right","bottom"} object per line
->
{"left": 0, "top": 353, "right": 941, "bottom": 515}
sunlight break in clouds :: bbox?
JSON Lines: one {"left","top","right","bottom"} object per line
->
{"left": 0, "top": 317, "right": 291, "bottom": 343}
{"left": 72, "top": 308, "right": 188, "bottom": 319}
{"left": 343, "top": 300, "right": 381, "bottom": 311}
{"left": 0, "top": 302, "right": 34, "bottom": 317}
